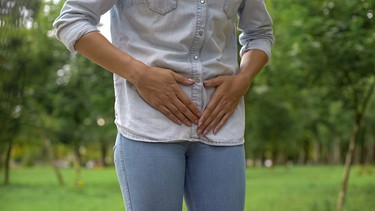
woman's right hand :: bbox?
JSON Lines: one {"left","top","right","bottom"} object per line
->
{"left": 74, "top": 32, "right": 200, "bottom": 126}
{"left": 134, "top": 67, "right": 201, "bottom": 127}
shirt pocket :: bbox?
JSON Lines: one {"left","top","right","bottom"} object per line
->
{"left": 223, "top": 0, "right": 242, "bottom": 19}
{"left": 147, "top": 0, "right": 177, "bottom": 15}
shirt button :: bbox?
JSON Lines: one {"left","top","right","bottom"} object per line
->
{"left": 200, "top": 0, "right": 205, "bottom": 4}
{"left": 193, "top": 55, "right": 199, "bottom": 60}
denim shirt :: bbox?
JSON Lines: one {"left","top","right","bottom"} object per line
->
{"left": 53, "top": 0, "right": 274, "bottom": 146}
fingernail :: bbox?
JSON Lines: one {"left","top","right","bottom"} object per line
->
{"left": 188, "top": 78, "right": 195, "bottom": 83}
{"left": 203, "top": 130, "right": 208, "bottom": 135}
{"left": 195, "top": 119, "right": 199, "bottom": 125}
{"left": 197, "top": 129, "right": 202, "bottom": 134}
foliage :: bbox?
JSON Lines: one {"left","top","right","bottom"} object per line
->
{"left": 1, "top": 0, "right": 116, "bottom": 172}
{"left": 244, "top": 0, "right": 375, "bottom": 165}
{"left": 0, "top": 0, "right": 43, "bottom": 184}
{"left": 0, "top": 0, "right": 374, "bottom": 170}
{"left": 0, "top": 1, "right": 374, "bottom": 209}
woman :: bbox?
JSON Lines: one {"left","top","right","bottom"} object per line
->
{"left": 54, "top": 0, "right": 274, "bottom": 210}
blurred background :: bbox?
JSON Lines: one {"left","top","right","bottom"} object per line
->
{"left": 0, "top": 0, "right": 374, "bottom": 210}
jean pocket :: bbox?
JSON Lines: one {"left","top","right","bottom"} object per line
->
{"left": 147, "top": 0, "right": 177, "bottom": 15}
{"left": 223, "top": 0, "right": 242, "bottom": 19}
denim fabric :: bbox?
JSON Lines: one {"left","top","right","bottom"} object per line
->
{"left": 114, "top": 133, "right": 246, "bottom": 211}
{"left": 53, "top": 0, "right": 274, "bottom": 146}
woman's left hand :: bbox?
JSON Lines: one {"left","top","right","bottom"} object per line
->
{"left": 197, "top": 74, "right": 251, "bottom": 135}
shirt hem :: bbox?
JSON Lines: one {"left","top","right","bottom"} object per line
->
{"left": 117, "top": 126, "right": 245, "bottom": 147}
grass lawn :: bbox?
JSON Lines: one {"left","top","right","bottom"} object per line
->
{"left": 0, "top": 166, "right": 374, "bottom": 211}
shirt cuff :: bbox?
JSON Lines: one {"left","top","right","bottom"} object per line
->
{"left": 55, "top": 21, "right": 99, "bottom": 52}
{"left": 240, "top": 39, "right": 273, "bottom": 63}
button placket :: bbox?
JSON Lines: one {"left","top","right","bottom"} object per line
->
{"left": 189, "top": 0, "right": 207, "bottom": 138}
{"left": 190, "top": 0, "right": 207, "bottom": 64}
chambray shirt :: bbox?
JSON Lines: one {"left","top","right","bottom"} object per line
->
{"left": 53, "top": 0, "right": 274, "bottom": 146}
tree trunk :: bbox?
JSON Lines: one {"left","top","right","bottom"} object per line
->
{"left": 73, "top": 141, "right": 83, "bottom": 188}
{"left": 364, "top": 134, "right": 374, "bottom": 165}
{"left": 44, "top": 138, "right": 65, "bottom": 186}
{"left": 74, "top": 156, "right": 83, "bottom": 189}
{"left": 100, "top": 140, "right": 107, "bottom": 167}
{"left": 336, "top": 114, "right": 361, "bottom": 211}
{"left": 336, "top": 76, "right": 375, "bottom": 211}
{"left": 0, "top": 145, "right": 4, "bottom": 169}
{"left": 332, "top": 137, "right": 341, "bottom": 165}
{"left": 312, "top": 140, "right": 320, "bottom": 164}
{"left": 297, "top": 147, "right": 306, "bottom": 164}
{"left": 73, "top": 141, "right": 82, "bottom": 166}
{"left": 3, "top": 139, "right": 13, "bottom": 185}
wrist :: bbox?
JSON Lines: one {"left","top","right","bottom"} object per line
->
{"left": 236, "top": 70, "right": 253, "bottom": 83}
{"left": 125, "top": 58, "right": 149, "bottom": 87}
{"left": 233, "top": 73, "right": 252, "bottom": 96}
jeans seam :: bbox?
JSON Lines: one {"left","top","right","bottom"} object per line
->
{"left": 185, "top": 157, "right": 199, "bottom": 211}
{"left": 119, "top": 135, "right": 133, "bottom": 211}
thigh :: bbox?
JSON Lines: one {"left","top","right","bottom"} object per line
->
{"left": 114, "top": 133, "right": 187, "bottom": 211}
{"left": 184, "top": 143, "right": 246, "bottom": 211}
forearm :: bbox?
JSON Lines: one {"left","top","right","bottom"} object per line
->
{"left": 238, "top": 49, "right": 269, "bottom": 85}
{"left": 74, "top": 31, "right": 200, "bottom": 126}
{"left": 74, "top": 31, "right": 146, "bottom": 86}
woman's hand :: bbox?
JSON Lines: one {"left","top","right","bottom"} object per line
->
{"left": 135, "top": 67, "right": 201, "bottom": 127}
{"left": 197, "top": 49, "right": 269, "bottom": 135}
{"left": 197, "top": 74, "right": 251, "bottom": 135}
{"left": 74, "top": 32, "right": 200, "bottom": 127}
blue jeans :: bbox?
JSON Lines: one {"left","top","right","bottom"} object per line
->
{"left": 114, "top": 133, "right": 246, "bottom": 211}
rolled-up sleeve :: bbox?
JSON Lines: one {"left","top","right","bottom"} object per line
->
{"left": 237, "top": 0, "right": 275, "bottom": 60}
{"left": 53, "top": 0, "right": 115, "bottom": 52}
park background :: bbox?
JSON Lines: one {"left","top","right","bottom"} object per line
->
{"left": 0, "top": 0, "right": 374, "bottom": 210}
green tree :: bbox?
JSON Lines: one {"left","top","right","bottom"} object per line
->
{"left": 266, "top": 0, "right": 374, "bottom": 209}
{"left": 22, "top": 0, "right": 71, "bottom": 186}
{"left": 47, "top": 40, "right": 116, "bottom": 186}
{"left": 291, "top": 1, "right": 375, "bottom": 209}
{"left": 0, "top": 0, "right": 42, "bottom": 185}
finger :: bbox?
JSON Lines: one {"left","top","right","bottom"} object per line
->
{"left": 213, "top": 111, "right": 233, "bottom": 134}
{"left": 172, "top": 72, "right": 195, "bottom": 86}
{"left": 175, "top": 89, "right": 201, "bottom": 119}
{"left": 173, "top": 98, "right": 198, "bottom": 125}
{"left": 203, "top": 76, "right": 224, "bottom": 88}
{"left": 197, "top": 98, "right": 220, "bottom": 134}
{"left": 158, "top": 105, "right": 182, "bottom": 125}
{"left": 198, "top": 106, "right": 214, "bottom": 133}
{"left": 202, "top": 108, "right": 226, "bottom": 135}
{"left": 166, "top": 101, "right": 193, "bottom": 127}
{"left": 198, "top": 89, "right": 222, "bottom": 124}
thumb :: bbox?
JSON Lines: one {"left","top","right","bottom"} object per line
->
{"left": 203, "top": 77, "right": 223, "bottom": 88}
{"left": 171, "top": 72, "right": 195, "bottom": 85}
